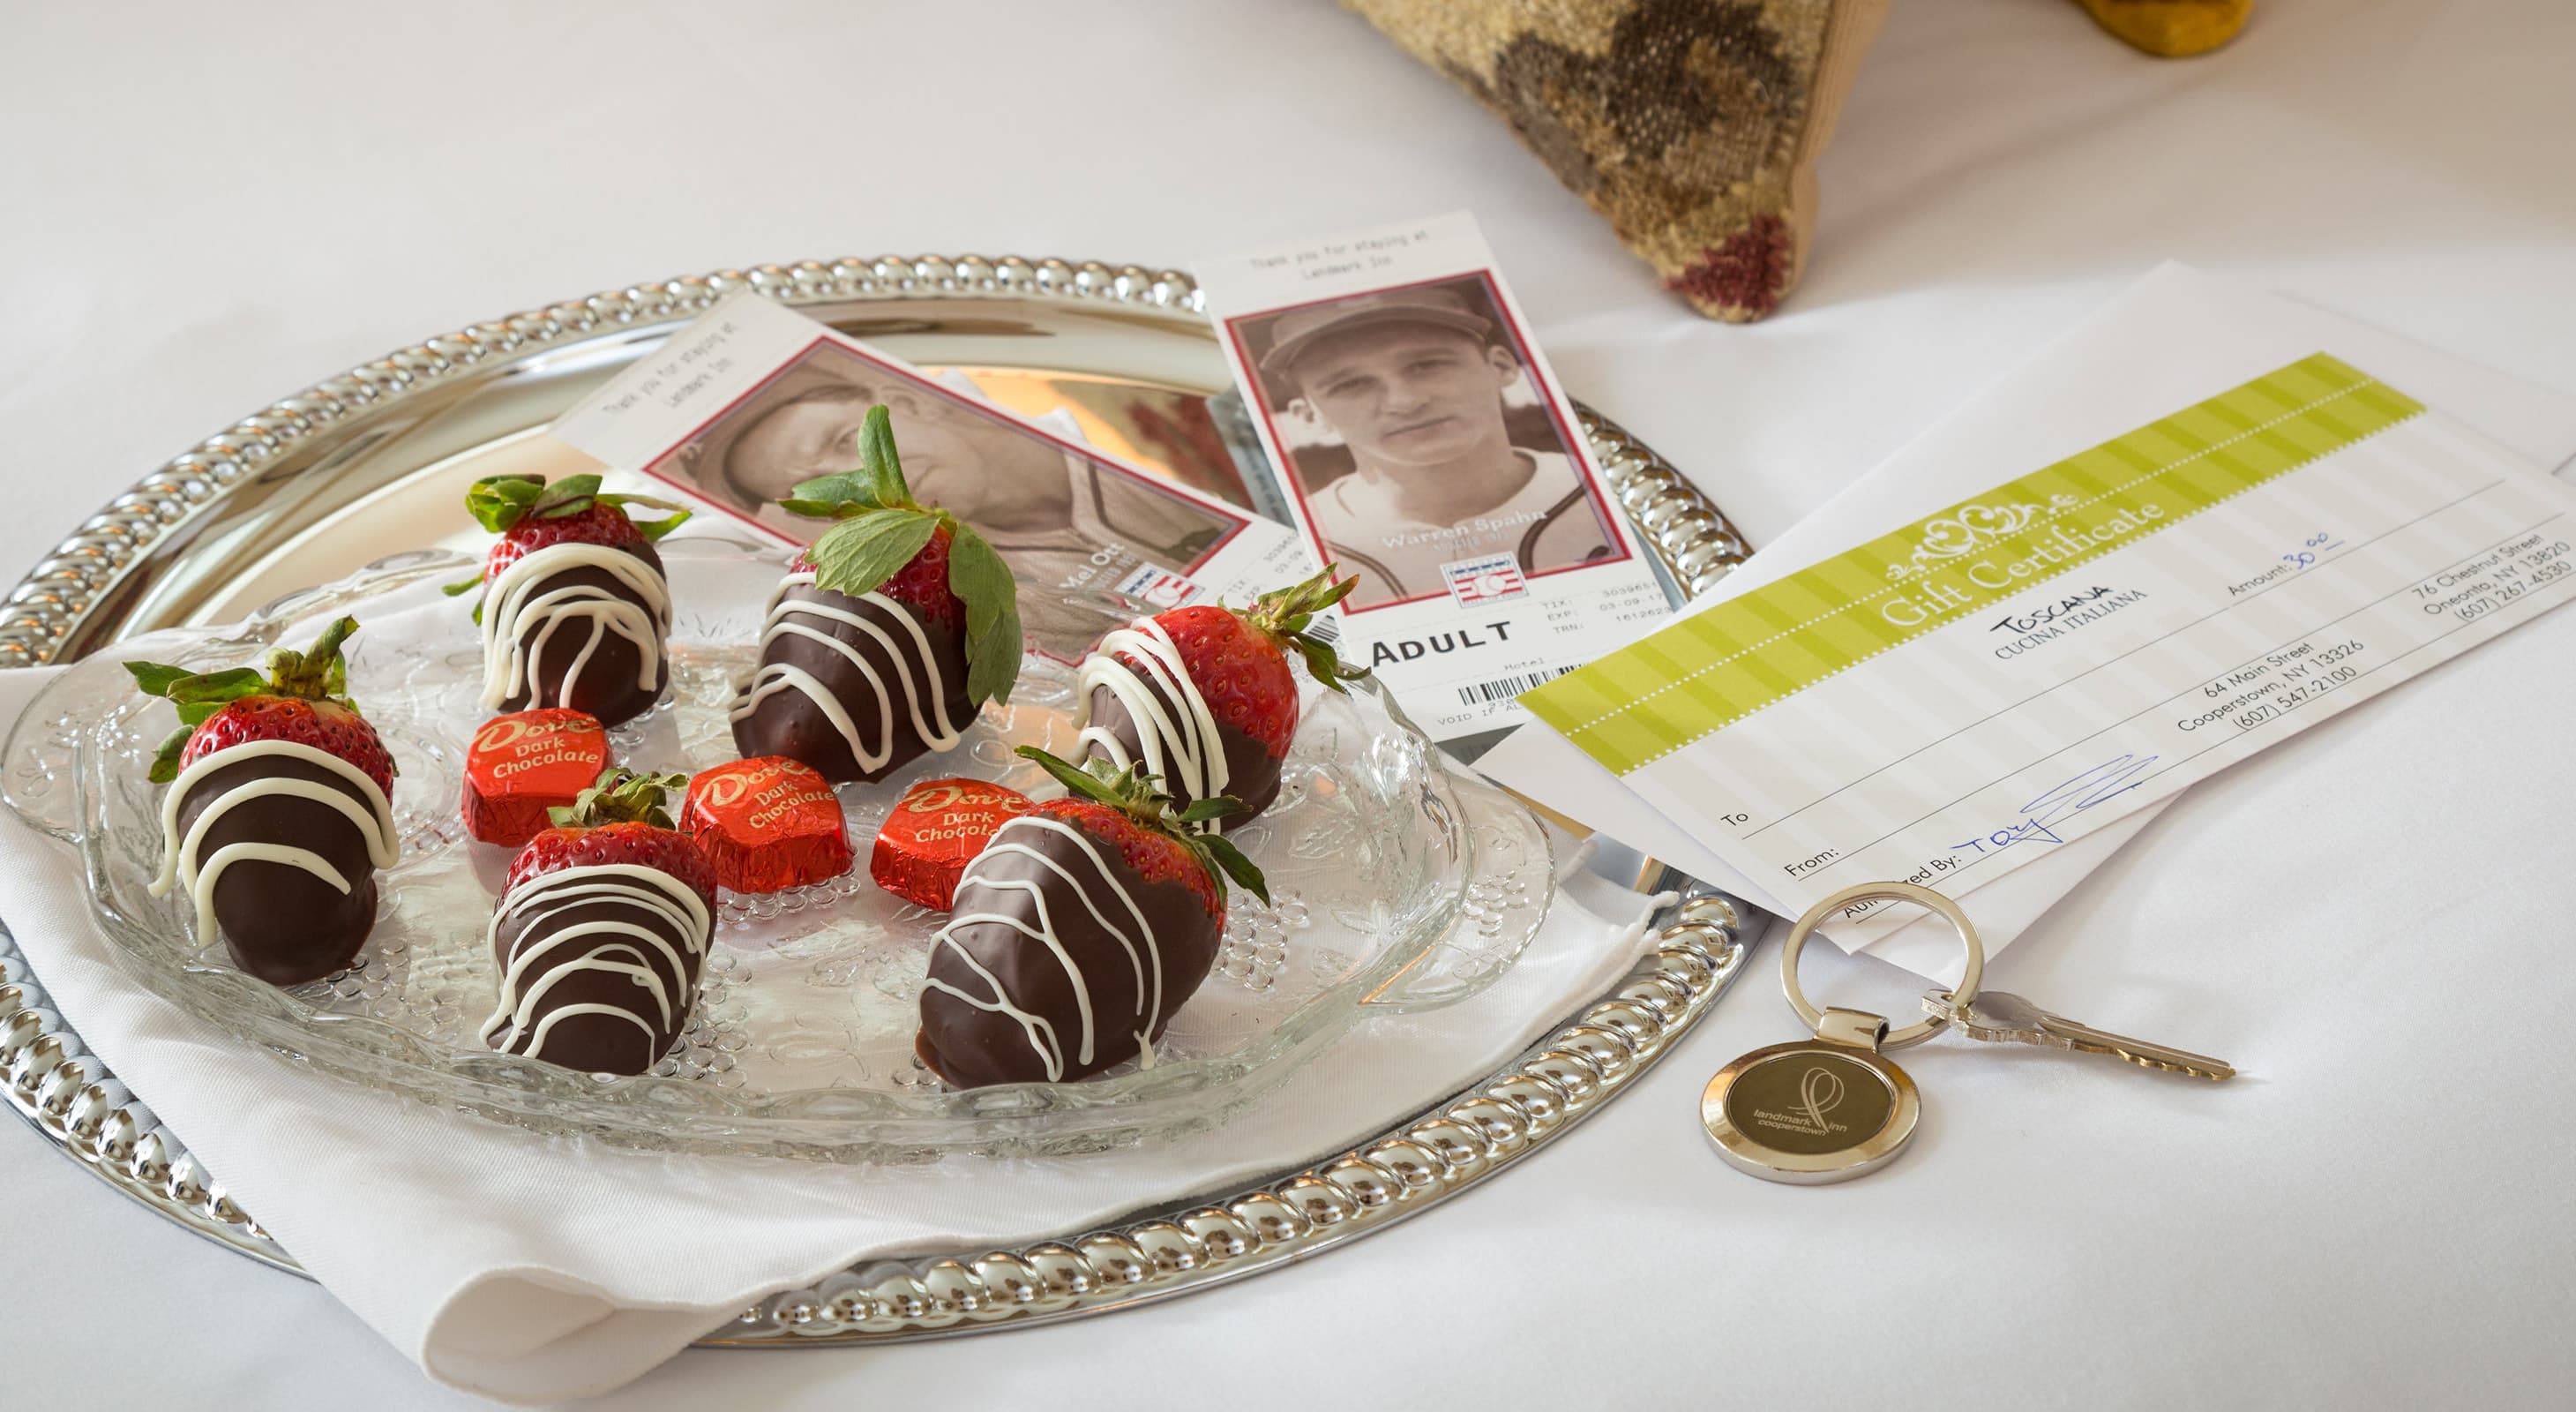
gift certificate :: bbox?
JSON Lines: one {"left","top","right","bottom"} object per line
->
{"left": 1524, "top": 355, "right": 2576, "bottom": 945}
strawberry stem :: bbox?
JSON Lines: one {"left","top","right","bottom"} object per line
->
{"left": 123, "top": 616, "right": 377, "bottom": 784}
{"left": 547, "top": 766, "right": 688, "bottom": 830}
{"left": 1242, "top": 566, "right": 1365, "bottom": 695}
{"left": 464, "top": 473, "right": 691, "bottom": 539}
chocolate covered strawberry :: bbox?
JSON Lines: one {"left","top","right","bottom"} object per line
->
{"left": 917, "top": 747, "right": 1266, "bottom": 1087}
{"left": 483, "top": 767, "right": 716, "bottom": 1076}
{"left": 127, "top": 616, "right": 399, "bottom": 986}
{"left": 447, "top": 473, "right": 689, "bottom": 727}
{"left": 1071, "top": 567, "right": 1359, "bottom": 831}
{"left": 731, "top": 404, "right": 1022, "bottom": 783}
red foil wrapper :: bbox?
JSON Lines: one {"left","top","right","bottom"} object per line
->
{"left": 461, "top": 709, "right": 610, "bottom": 847}
{"left": 682, "top": 756, "right": 853, "bottom": 895}
{"left": 872, "top": 778, "right": 1035, "bottom": 911}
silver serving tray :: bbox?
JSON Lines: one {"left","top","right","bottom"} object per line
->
{"left": 0, "top": 256, "right": 1754, "bottom": 1342}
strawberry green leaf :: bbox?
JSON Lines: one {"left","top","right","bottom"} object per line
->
{"left": 146, "top": 724, "right": 196, "bottom": 785}
{"left": 625, "top": 507, "right": 692, "bottom": 541}
{"left": 947, "top": 522, "right": 1023, "bottom": 706}
{"left": 965, "top": 593, "right": 1022, "bottom": 710}
{"left": 781, "top": 471, "right": 884, "bottom": 519}
{"left": 778, "top": 496, "right": 865, "bottom": 522}
{"left": 466, "top": 474, "right": 548, "bottom": 532}
{"left": 441, "top": 572, "right": 486, "bottom": 597}
{"left": 805, "top": 509, "right": 939, "bottom": 601}
{"left": 533, "top": 474, "right": 604, "bottom": 518}
{"left": 1177, "top": 796, "right": 1248, "bottom": 825}
{"left": 161, "top": 668, "right": 266, "bottom": 706}
{"left": 1247, "top": 567, "right": 1359, "bottom": 694}
{"left": 1015, "top": 745, "right": 1125, "bottom": 807}
{"left": 555, "top": 766, "right": 688, "bottom": 829}
{"left": 124, "top": 661, "right": 196, "bottom": 697}
{"left": 1197, "top": 834, "right": 1269, "bottom": 905}
{"left": 857, "top": 405, "right": 917, "bottom": 510}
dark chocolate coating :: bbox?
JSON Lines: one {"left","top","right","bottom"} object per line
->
{"left": 917, "top": 815, "right": 1221, "bottom": 1087}
{"left": 1079, "top": 680, "right": 1279, "bottom": 830}
{"left": 488, "top": 880, "right": 705, "bottom": 1076}
{"left": 175, "top": 755, "right": 380, "bottom": 986}
{"left": 497, "top": 539, "right": 669, "bottom": 727}
{"left": 732, "top": 581, "right": 974, "bottom": 785}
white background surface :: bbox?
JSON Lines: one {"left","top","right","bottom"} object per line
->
{"left": 4, "top": 1, "right": 2572, "bottom": 1407}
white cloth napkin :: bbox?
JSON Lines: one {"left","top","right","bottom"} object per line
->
{"left": 0, "top": 660, "right": 1666, "bottom": 1404}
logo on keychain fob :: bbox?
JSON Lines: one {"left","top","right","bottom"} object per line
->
{"left": 1701, "top": 882, "right": 1984, "bottom": 1185}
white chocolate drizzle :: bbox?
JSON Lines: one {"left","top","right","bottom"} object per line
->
{"left": 148, "top": 740, "right": 397, "bottom": 948}
{"left": 729, "top": 572, "right": 966, "bottom": 772}
{"left": 924, "top": 815, "right": 1167, "bottom": 1082}
{"left": 1073, "top": 620, "right": 1228, "bottom": 830}
{"left": 481, "top": 864, "right": 713, "bottom": 1071}
{"left": 477, "top": 543, "right": 671, "bottom": 711}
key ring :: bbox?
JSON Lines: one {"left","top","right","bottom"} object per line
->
{"left": 1778, "top": 881, "right": 1984, "bottom": 1050}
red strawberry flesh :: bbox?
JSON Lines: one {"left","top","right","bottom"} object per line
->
{"left": 1038, "top": 797, "right": 1221, "bottom": 920}
{"left": 483, "top": 502, "right": 647, "bottom": 584}
{"left": 793, "top": 523, "right": 963, "bottom": 630}
{"left": 179, "top": 697, "right": 396, "bottom": 798}
{"left": 1143, "top": 605, "right": 1299, "bottom": 759}
{"left": 506, "top": 820, "right": 718, "bottom": 910}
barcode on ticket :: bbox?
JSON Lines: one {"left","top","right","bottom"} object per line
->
{"left": 1459, "top": 666, "right": 1578, "bottom": 706}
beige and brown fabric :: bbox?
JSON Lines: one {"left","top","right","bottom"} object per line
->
{"left": 1347, "top": 0, "right": 2254, "bottom": 324}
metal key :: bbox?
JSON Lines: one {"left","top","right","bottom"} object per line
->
{"left": 1921, "top": 989, "right": 2235, "bottom": 1081}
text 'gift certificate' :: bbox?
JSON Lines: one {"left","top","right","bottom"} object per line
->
{"left": 1525, "top": 355, "right": 2576, "bottom": 944}
{"left": 1195, "top": 213, "right": 1668, "bottom": 743}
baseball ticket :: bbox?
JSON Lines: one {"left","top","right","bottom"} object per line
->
{"left": 1194, "top": 212, "right": 1669, "bottom": 746}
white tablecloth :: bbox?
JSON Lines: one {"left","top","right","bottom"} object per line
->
{"left": 6, "top": 1, "right": 2573, "bottom": 1406}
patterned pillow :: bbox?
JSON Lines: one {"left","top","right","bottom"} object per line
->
{"left": 1348, "top": 0, "right": 2253, "bottom": 323}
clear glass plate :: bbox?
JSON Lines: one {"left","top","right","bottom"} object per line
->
{"left": 4, "top": 537, "right": 1552, "bottom": 1160}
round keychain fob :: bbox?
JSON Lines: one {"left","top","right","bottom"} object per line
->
{"left": 1701, "top": 882, "right": 1986, "bottom": 1184}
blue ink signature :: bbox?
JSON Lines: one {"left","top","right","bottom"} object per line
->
{"left": 1951, "top": 754, "right": 2160, "bottom": 857}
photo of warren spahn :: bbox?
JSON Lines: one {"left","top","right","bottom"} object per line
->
{"left": 1243, "top": 279, "right": 1619, "bottom": 611}
{"left": 643, "top": 342, "right": 1244, "bottom": 658}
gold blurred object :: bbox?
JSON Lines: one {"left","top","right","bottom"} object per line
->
{"left": 2074, "top": 0, "right": 2253, "bottom": 57}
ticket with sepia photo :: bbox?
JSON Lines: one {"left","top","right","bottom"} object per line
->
{"left": 1194, "top": 213, "right": 1670, "bottom": 747}
{"left": 546, "top": 291, "right": 1318, "bottom": 665}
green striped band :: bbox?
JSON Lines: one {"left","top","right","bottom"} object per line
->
{"left": 1523, "top": 353, "right": 2423, "bottom": 774}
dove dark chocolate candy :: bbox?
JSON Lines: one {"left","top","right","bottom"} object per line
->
{"left": 461, "top": 709, "right": 610, "bottom": 847}
{"left": 870, "top": 777, "right": 1035, "bottom": 911}
{"left": 680, "top": 755, "right": 853, "bottom": 894}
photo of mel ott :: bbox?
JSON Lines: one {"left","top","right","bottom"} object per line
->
{"left": 645, "top": 342, "right": 1245, "bottom": 659}
{"left": 1239, "top": 277, "right": 1620, "bottom": 612}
